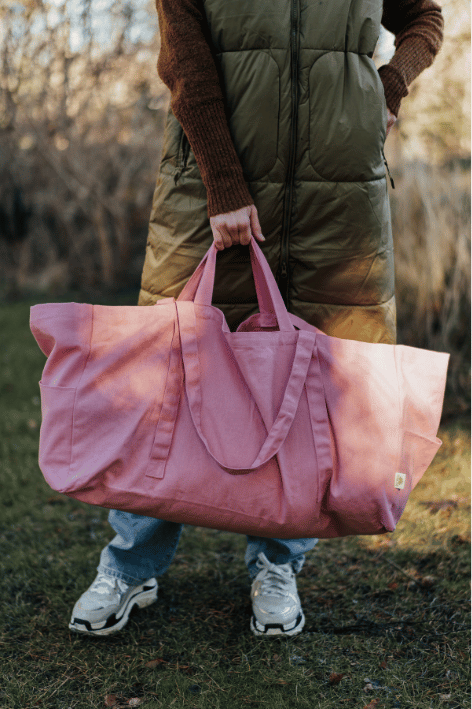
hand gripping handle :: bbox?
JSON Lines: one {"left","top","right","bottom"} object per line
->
{"left": 177, "top": 235, "right": 294, "bottom": 332}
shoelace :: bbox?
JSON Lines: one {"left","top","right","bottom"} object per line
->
{"left": 89, "top": 574, "right": 130, "bottom": 595}
{"left": 255, "top": 556, "right": 295, "bottom": 598}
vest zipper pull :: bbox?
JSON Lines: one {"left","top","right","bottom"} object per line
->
{"left": 382, "top": 148, "right": 395, "bottom": 189}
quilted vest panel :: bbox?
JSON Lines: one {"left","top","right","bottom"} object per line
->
{"left": 140, "top": 0, "right": 395, "bottom": 344}
{"left": 203, "top": 0, "right": 387, "bottom": 182}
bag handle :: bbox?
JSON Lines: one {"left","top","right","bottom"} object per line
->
{"left": 177, "top": 235, "right": 294, "bottom": 332}
{"left": 175, "top": 300, "right": 316, "bottom": 472}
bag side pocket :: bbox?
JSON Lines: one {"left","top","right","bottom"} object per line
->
{"left": 395, "top": 429, "right": 442, "bottom": 502}
{"left": 38, "top": 381, "right": 77, "bottom": 489}
{"left": 405, "top": 430, "right": 443, "bottom": 492}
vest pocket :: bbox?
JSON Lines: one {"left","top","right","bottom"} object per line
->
{"left": 217, "top": 50, "right": 280, "bottom": 181}
{"left": 160, "top": 105, "right": 185, "bottom": 169}
{"left": 174, "top": 128, "right": 191, "bottom": 184}
{"left": 38, "top": 382, "right": 76, "bottom": 483}
{"left": 180, "top": 129, "right": 191, "bottom": 169}
{"left": 308, "top": 52, "right": 386, "bottom": 182}
{"left": 377, "top": 72, "right": 389, "bottom": 139}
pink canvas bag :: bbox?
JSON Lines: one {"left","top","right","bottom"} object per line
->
{"left": 30, "top": 236, "right": 449, "bottom": 539}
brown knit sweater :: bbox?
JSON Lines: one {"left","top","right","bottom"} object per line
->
{"left": 155, "top": 0, "right": 444, "bottom": 217}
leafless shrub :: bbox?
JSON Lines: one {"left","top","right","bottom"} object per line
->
{"left": 0, "top": 0, "right": 166, "bottom": 297}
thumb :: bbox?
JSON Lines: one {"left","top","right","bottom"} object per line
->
{"left": 250, "top": 205, "right": 265, "bottom": 241}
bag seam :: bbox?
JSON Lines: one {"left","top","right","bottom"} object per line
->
{"left": 70, "top": 305, "right": 94, "bottom": 475}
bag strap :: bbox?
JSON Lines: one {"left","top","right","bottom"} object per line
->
{"left": 145, "top": 318, "right": 184, "bottom": 479}
{"left": 177, "top": 235, "right": 294, "bottom": 332}
{"left": 174, "top": 300, "right": 316, "bottom": 472}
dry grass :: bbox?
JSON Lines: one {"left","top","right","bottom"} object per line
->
{"left": 391, "top": 160, "right": 471, "bottom": 416}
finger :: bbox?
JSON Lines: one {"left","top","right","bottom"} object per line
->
{"left": 212, "top": 235, "right": 223, "bottom": 250}
{"left": 227, "top": 220, "right": 241, "bottom": 245}
{"left": 220, "top": 226, "right": 233, "bottom": 249}
{"left": 212, "top": 225, "right": 227, "bottom": 250}
{"left": 250, "top": 207, "right": 265, "bottom": 241}
{"left": 239, "top": 222, "right": 252, "bottom": 246}
{"left": 211, "top": 227, "right": 224, "bottom": 250}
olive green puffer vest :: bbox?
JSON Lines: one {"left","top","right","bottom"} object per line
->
{"left": 139, "top": 0, "right": 396, "bottom": 344}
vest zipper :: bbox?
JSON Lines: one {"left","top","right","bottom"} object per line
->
{"left": 278, "top": 0, "right": 299, "bottom": 308}
{"left": 381, "top": 147, "right": 395, "bottom": 189}
{"left": 174, "top": 130, "right": 191, "bottom": 185}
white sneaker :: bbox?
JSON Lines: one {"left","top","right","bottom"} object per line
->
{"left": 69, "top": 572, "right": 158, "bottom": 636}
{"left": 250, "top": 552, "right": 305, "bottom": 636}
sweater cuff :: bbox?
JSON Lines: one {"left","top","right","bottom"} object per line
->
{"left": 377, "top": 64, "right": 409, "bottom": 117}
{"left": 206, "top": 176, "right": 255, "bottom": 218}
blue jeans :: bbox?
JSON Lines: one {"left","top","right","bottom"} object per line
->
{"left": 97, "top": 510, "right": 318, "bottom": 584}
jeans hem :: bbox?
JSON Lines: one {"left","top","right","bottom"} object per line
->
{"left": 97, "top": 564, "right": 151, "bottom": 586}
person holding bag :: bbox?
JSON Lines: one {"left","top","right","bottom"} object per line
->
{"left": 68, "top": 0, "right": 444, "bottom": 637}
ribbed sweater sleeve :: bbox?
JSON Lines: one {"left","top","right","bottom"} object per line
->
{"left": 379, "top": 0, "right": 444, "bottom": 117}
{"left": 155, "top": 0, "right": 444, "bottom": 218}
{"left": 155, "top": 0, "right": 255, "bottom": 217}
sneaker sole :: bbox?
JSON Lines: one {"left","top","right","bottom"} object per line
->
{"left": 250, "top": 610, "right": 305, "bottom": 637}
{"left": 68, "top": 580, "right": 158, "bottom": 637}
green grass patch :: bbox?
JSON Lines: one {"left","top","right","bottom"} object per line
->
{"left": 0, "top": 300, "right": 470, "bottom": 709}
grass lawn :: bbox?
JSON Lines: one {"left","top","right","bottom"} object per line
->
{"left": 0, "top": 300, "right": 470, "bottom": 709}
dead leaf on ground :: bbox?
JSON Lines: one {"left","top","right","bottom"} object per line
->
{"left": 419, "top": 499, "right": 469, "bottom": 514}
{"left": 145, "top": 658, "right": 167, "bottom": 668}
{"left": 421, "top": 575, "right": 436, "bottom": 586}
{"left": 451, "top": 534, "right": 470, "bottom": 546}
{"left": 104, "top": 695, "right": 144, "bottom": 708}
{"left": 328, "top": 672, "right": 345, "bottom": 684}
{"left": 46, "top": 495, "right": 65, "bottom": 504}
{"left": 363, "top": 700, "right": 381, "bottom": 709}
